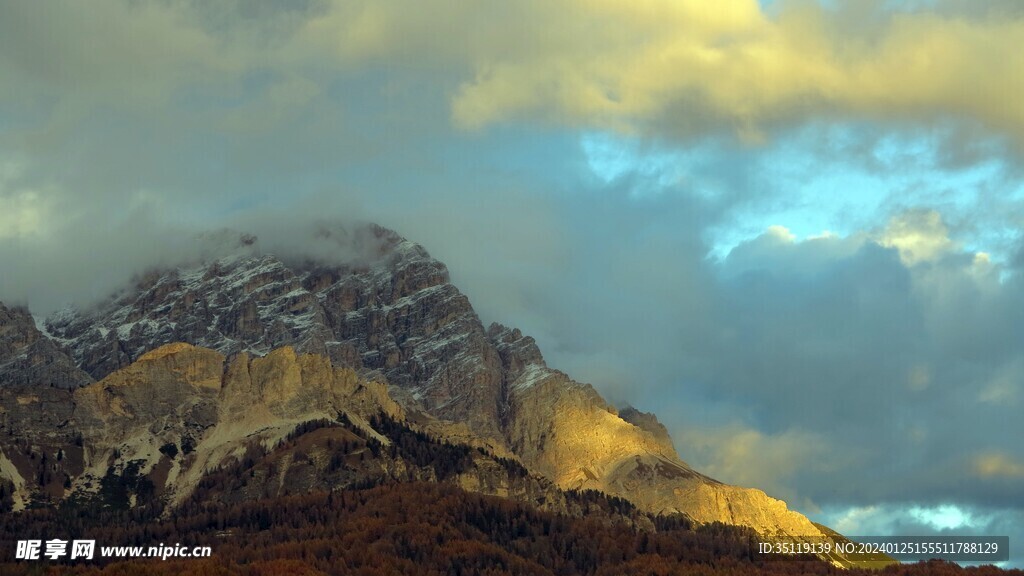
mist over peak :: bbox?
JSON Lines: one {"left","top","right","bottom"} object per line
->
{"left": 156, "top": 221, "right": 409, "bottom": 276}
{"left": 1, "top": 215, "right": 417, "bottom": 318}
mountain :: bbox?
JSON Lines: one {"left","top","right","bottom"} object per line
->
{"left": 0, "top": 302, "right": 91, "bottom": 389}
{"left": 1, "top": 341, "right": 578, "bottom": 514}
{"left": 3, "top": 224, "right": 828, "bottom": 546}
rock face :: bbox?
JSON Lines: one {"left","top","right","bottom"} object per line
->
{"left": 46, "top": 225, "right": 508, "bottom": 446}
{"left": 1, "top": 342, "right": 562, "bottom": 513}
{"left": 0, "top": 302, "right": 91, "bottom": 389}
{"left": 619, "top": 406, "right": 677, "bottom": 454}
{"left": 6, "top": 223, "right": 829, "bottom": 542}
{"left": 489, "top": 323, "right": 823, "bottom": 537}
{"left": 78, "top": 343, "right": 415, "bottom": 505}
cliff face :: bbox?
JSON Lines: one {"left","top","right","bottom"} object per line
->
{"left": 69, "top": 343, "right": 405, "bottom": 504}
{"left": 489, "top": 323, "right": 823, "bottom": 537}
{"left": 0, "top": 302, "right": 91, "bottom": 389}
{"left": 2, "top": 224, "right": 829, "bottom": 541}
{"left": 1, "top": 342, "right": 568, "bottom": 514}
{"left": 45, "top": 226, "right": 509, "bottom": 446}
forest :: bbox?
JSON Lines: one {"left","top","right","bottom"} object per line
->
{"left": 1, "top": 479, "right": 1019, "bottom": 575}
{"left": 1, "top": 414, "right": 1019, "bottom": 575}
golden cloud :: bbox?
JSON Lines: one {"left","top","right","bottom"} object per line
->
{"left": 877, "top": 209, "right": 954, "bottom": 265}
{"left": 5, "top": 1, "right": 1023, "bottom": 144}
{"left": 444, "top": 0, "right": 1024, "bottom": 143}
{"left": 678, "top": 423, "right": 831, "bottom": 509}
{"left": 0, "top": 190, "right": 52, "bottom": 239}
{"left": 973, "top": 453, "right": 1024, "bottom": 479}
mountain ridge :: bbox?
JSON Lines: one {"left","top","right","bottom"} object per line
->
{"left": 2, "top": 224, "right": 831, "bottom": 545}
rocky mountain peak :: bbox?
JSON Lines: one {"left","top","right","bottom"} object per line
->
{"left": 487, "top": 322, "right": 546, "bottom": 381}
{"left": 43, "top": 226, "right": 451, "bottom": 378}
{"left": 40, "top": 225, "right": 508, "bottom": 444}
{"left": 2, "top": 222, "right": 841, "bottom": 547}
{"left": 619, "top": 406, "right": 677, "bottom": 454}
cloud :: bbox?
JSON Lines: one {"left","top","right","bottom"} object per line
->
{"left": 543, "top": 208, "right": 1020, "bottom": 523}
{"left": 820, "top": 501, "right": 1006, "bottom": 537}
{"left": 6, "top": 1, "right": 1024, "bottom": 148}
{"left": 878, "top": 209, "right": 955, "bottom": 264}
{"left": 0, "top": 1, "right": 247, "bottom": 140}
{"left": 816, "top": 502, "right": 1024, "bottom": 567}
{"left": 440, "top": 0, "right": 1024, "bottom": 147}
{"left": 974, "top": 454, "right": 1024, "bottom": 480}
{"left": 0, "top": 198, "right": 389, "bottom": 315}
{"left": 675, "top": 423, "right": 833, "bottom": 509}
{"left": 0, "top": 191, "right": 50, "bottom": 239}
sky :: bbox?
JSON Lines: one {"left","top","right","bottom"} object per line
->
{"left": 1, "top": 0, "right": 1023, "bottom": 567}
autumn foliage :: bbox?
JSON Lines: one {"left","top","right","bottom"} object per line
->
{"left": 0, "top": 480, "right": 1017, "bottom": 575}
{"left": 0, "top": 415, "right": 1019, "bottom": 575}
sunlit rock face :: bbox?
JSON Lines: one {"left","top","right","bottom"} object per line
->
{"left": 1, "top": 342, "right": 567, "bottom": 512}
{"left": 619, "top": 406, "right": 677, "bottom": 454}
{"left": 489, "top": 323, "right": 824, "bottom": 538}
{"left": 25, "top": 343, "right": 407, "bottom": 508}
{"left": 12, "top": 222, "right": 829, "bottom": 540}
